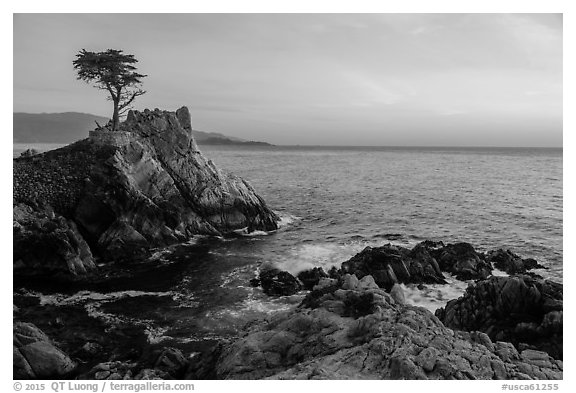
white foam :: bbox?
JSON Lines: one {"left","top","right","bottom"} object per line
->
{"left": 491, "top": 268, "right": 509, "bottom": 277}
{"left": 231, "top": 212, "right": 300, "bottom": 237}
{"left": 232, "top": 227, "right": 271, "bottom": 237}
{"left": 399, "top": 273, "right": 470, "bottom": 313}
{"left": 276, "top": 212, "right": 301, "bottom": 228}
{"left": 272, "top": 240, "right": 390, "bottom": 276}
{"left": 145, "top": 326, "right": 170, "bottom": 344}
{"left": 148, "top": 249, "right": 171, "bottom": 262}
{"left": 36, "top": 290, "right": 174, "bottom": 307}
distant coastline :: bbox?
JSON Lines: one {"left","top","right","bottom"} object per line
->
{"left": 14, "top": 142, "right": 561, "bottom": 159}
{"left": 13, "top": 112, "right": 273, "bottom": 147}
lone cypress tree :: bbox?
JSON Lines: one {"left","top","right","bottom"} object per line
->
{"left": 73, "top": 49, "right": 146, "bottom": 130}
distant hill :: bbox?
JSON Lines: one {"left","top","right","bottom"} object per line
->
{"left": 13, "top": 112, "right": 272, "bottom": 146}
{"left": 13, "top": 112, "right": 109, "bottom": 144}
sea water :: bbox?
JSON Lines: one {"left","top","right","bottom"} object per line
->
{"left": 14, "top": 144, "right": 563, "bottom": 354}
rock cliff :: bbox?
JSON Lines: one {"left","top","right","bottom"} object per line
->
{"left": 13, "top": 107, "right": 279, "bottom": 275}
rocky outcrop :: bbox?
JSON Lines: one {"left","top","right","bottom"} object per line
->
{"left": 340, "top": 242, "right": 447, "bottom": 291}
{"left": 485, "top": 249, "right": 546, "bottom": 275}
{"left": 338, "top": 241, "right": 496, "bottom": 291}
{"left": 212, "top": 276, "right": 562, "bottom": 379}
{"left": 435, "top": 276, "right": 562, "bottom": 360}
{"left": 297, "top": 267, "right": 329, "bottom": 290}
{"left": 13, "top": 202, "right": 96, "bottom": 276}
{"left": 257, "top": 268, "right": 302, "bottom": 297}
{"left": 13, "top": 106, "right": 279, "bottom": 271}
{"left": 425, "top": 242, "right": 493, "bottom": 281}
{"left": 14, "top": 322, "right": 76, "bottom": 379}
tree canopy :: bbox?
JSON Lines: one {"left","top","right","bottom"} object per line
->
{"left": 73, "top": 49, "right": 146, "bottom": 130}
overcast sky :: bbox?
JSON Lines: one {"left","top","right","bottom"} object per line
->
{"left": 13, "top": 13, "right": 562, "bottom": 146}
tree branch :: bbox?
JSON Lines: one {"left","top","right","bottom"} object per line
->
{"left": 118, "top": 89, "right": 146, "bottom": 111}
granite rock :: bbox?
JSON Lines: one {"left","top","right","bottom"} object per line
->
{"left": 13, "top": 322, "right": 76, "bottom": 379}
{"left": 436, "top": 275, "right": 562, "bottom": 359}
{"left": 213, "top": 277, "right": 562, "bottom": 380}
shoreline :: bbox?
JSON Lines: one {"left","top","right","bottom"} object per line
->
{"left": 14, "top": 233, "right": 563, "bottom": 380}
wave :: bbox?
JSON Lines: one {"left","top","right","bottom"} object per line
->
{"left": 231, "top": 211, "right": 301, "bottom": 237}
{"left": 276, "top": 211, "right": 301, "bottom": 228}
{"left": 35, "top": 289, "right": 175, "bottom": 307}
{"left": 399, "top": 273, "right": 470, "bottom": 312}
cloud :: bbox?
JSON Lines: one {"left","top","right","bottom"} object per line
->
{"left": 13, "top": 13, "right": 562, "bottom": 146}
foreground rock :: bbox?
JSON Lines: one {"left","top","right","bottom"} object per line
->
{"left": 212, "top": 275, "right": 562, "bottom": 379}
{"left": 14, "top": 322, "right": 76, "bottom": 379}
{"left": 436, "top": 275, "right": 562, "bottom": 360}
{"left": 13, "top": 106, "right": 278, "bottom": 274}
{"left": 13, "top": 202, "right": 96, "bottom": 277}
{"left": 81, "top": 348, "right": 189, "bottom": 380}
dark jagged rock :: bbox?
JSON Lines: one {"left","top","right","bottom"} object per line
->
{"left": 486, "top": 249, "right": 547, "bottom": 275}
{"left": 80, "top": 347, "right": 189, "bottom": 380}
{"left": 13, "top": 202, "right": 96, "bottom": 277}
{"left": 435, "top": 275, "right": 562, "bottom": 360}
{"left": 297, "top": 267, "right": 328, "bottom": 290}
{"left": 81, "top": 361, "right": 138, "bottom": 380}
{"left": 14, "top": 322, "right": 76, "bottom": 379}
{"left": 213, "top": 275, "right": 562, "bottom": 380}
{"left": 185, "top": 344, "right": 225, "bottom": 380}
{"left": 13, "top": 106, "right": 279, "bottom": 271}
{"left": 340, "top": 242, "right": 447, "bottom": 291}
{"left": 259, "top": 268, "right": 302, "bottom": 297}
{"left": 427, "top": 242, "right": 493, "bottom": 281}
{"left": 151, "top": 347, "right": 189, "bottom": 378}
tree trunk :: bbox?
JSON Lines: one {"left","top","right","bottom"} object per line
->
{"left": 112, "top": 99, "right": 120, "bottom": 131}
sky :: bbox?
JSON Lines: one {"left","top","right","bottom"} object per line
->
{"left": 13, "top": 13, "right": 562, "bottom": 146}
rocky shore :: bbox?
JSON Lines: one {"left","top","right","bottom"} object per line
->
{"left": 210, "top": 274, "right": 562, "bottom": 380}
{"left": 13, "top": 107, "right": 280, "bottom": 379}
{"left": 211, "top": 241, "right": 562, "bottom": 379}
{"left": 13, "top": 109, "right": 562, "bottom": 380}
{"left": 14, "top": 237, "right": 562, "bottom": 380}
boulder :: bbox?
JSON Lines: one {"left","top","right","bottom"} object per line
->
{"left": 13, "top": 322, "right": 76, "bottom": 379}
{"left": 340, "top": 242, "right": 447, "bottom": 290}
{"left": 436, "top": 276, "right": 562, "bottom": 359}
{"left": 390, "top": 284, "right": 405, "bottom": 305}
{"left": 81, "top": 361, "right": 137, "bottom": 380}
{"left": 214, "top": 278, "right": 562, "bottom": 379}
{"left": 153, "top": 347, "right": 189, "bottom": 378}
{"left": 427, "top": 242, "right": 492, "bottom": 280}
{"left": 297, "top": 267, "right": 328, "bottom": 290}
{"left": 259, "top": 268, "right": 302, "bottom": 296}
{"left": 313, "top": 277, "right": 338, "bottom": 291}
{"left": 486, "top": 249, "right": 547, "bottom": 275}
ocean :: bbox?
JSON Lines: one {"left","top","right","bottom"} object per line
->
{"left": 14, "top": 144, "right": 563, "bottom": 357}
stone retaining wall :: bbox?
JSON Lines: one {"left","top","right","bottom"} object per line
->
{"left": 88, "top": 130, "right": 133, "bottom": 147}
